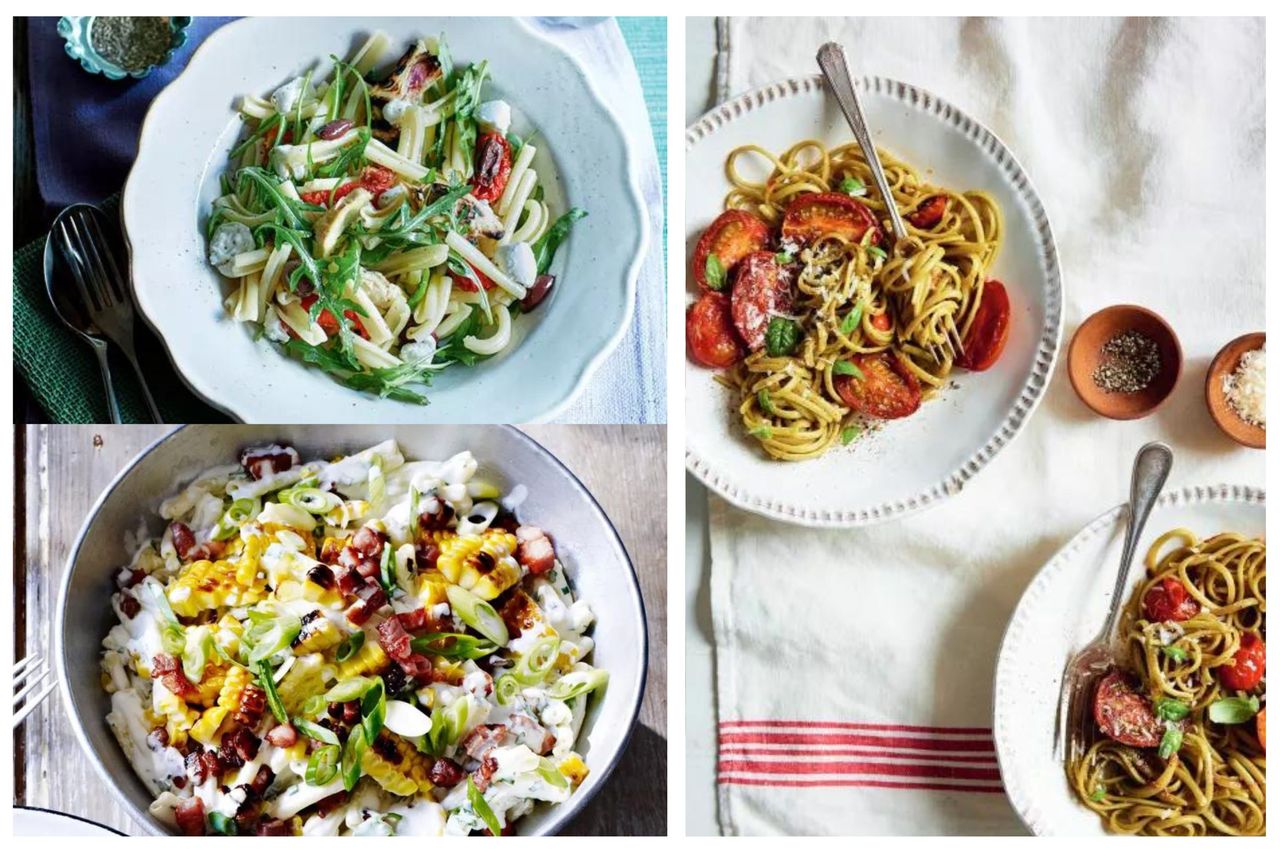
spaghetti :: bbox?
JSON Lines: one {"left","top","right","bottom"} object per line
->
{"left": 1069, "top": 529, "right": 1266, "bottom": 836}
{"left": 690, "top": 139, "right": 1006, "bottom": 461}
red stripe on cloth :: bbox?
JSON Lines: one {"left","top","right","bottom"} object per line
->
{"left": 720, "top": 720, "right": 992, "bottom": 735}
{"left": 719, "top": 731, "right": 996, "bottom": 752}
{"left": 717, "top": 759, "right": 1001, "bottom": 782}
{"left": 717, "top": 776, "right": 1006, "bottom": 795}
{"left": 717, "top": 747, "right": 998, "bottom": 764}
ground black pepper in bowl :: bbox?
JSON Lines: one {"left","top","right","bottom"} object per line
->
{"left": 90, "top": 16, "right": 173, "bottom": 73}
{"left": 1092, "top": 329, "right": 1161, "bottom": 393}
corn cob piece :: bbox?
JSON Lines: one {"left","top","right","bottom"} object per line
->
{"left": 292, "top": 611, "right": 343, "bottom": 655}
{"left": 167, "top": 559, "right": 265, "bottom": 617}
{"left": 234, "top": 533, "right": 266, "bottom": 587}
{"left": 362, "top": 734, "right": 434, "bottom": 795}
{"left": 558, "top": 752, "right": 589, "bottom": 788}
{"left": 436, "top": 530, "right": 520, "bottom": 600}
{"left": 154, "top": 682, "right": 199, "bottom": 746}
{"left": 336, "top": 639, "right": 388, "bottom": 680}
{"left": 276, "top": 653, "right": 328, "bottom": 716}
{"left": 190, "top": 663, "right": 253, "bottom": 746}
{"left": 191, "top": 663, "right": 229, "bottom": 707}
{"left": 417, "top": 569, "right": 450, "bottom": 607}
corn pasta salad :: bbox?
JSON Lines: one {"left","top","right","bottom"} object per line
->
{"left": 208, "top": 32, "right": 585, "bottom": 404}
{"left": 101, "top": 440, "right": 604, "bottom": 836}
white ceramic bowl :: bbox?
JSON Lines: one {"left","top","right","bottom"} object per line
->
{"left": 993, "top": 484, "right": 1265, "bottom": 835}
{"left": 54, "top": 425, "right": 648, "bottom": 836}
{"left": 685, "top": 75, "right": 1063, "bottom": 526}
{"left": 123, "top": 18, "right": 648, "bottom": 422}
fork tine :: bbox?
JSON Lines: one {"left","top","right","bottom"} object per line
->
{"left": 13, "top": 653, "right": 38, "bottom": 679}
{"left": 72, "top": 213, "right": 118, "bottom": 308}
{"left": 13, "top": 678, "right": 56, "bottom": 728}
{"left": 83, "top": 213, "right": 129, "bottom": 304}
{"left": 12, "top": 665, "right": 50, "bottom": 704}
{"left": 947, "top": 315, "right": 966, "bottom": 357}
{"left": 59, "top": 220, "right": 102, "bottom": 313}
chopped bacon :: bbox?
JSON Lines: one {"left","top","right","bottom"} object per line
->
{"left": 319, "top": 537, "right": 345, "bottom": 564}
{"left": 265, "top": 723, "right": 297, "bottom": 748}
{"left": 333, "top": 565, "right": 361, "bottom": 595}
{"left": 153, "top": 654, "right": 197, "bottom": 699}
{"left": 471, "top": 754, "right": 499, "bottom": 793}
{"left": 338, "top": 546, "right": 362, "bottom": 570}
{"left": 220, "top": 727, "right": 261, "bottom": 767}
{"left": 233, "top": 684, "right": 267, "bottom": 728}
{"left": 174, "top": 797, "right": 206, "bottom": 836}
{"left": 250, "top": 765, "right": 275, "bottom": 796}
{"left": 186, "top": 539, "right": 228, "bottom": 562}
{"left": 416, "top": 503, "right": 455, "bottom": 535}
{"left": 169, "top": 522, "right": 197, "bottom": 560}
{"left": 415, "top": 542, "right": 441, "bottom": 569}
{"left": 509, "top": 713, "right": 555, "bottom": 755}
{"left": 463, "top": 724, "right": 508, "bottom": 760}
{"left": 147, "top": 726, "right": 170, "bottom": 749}
{"left": 516, "top": 526, "right": 556, "bottom": 575}
{"left": 397, "top": 607, "right": 450, "bottom": 635}
{"left": 352, "top": 526, "right": 387, "bottom": 559}
{"left": 356, "top": 557, "right": 382, "bottom": 580}
{"left": 240, "top": 446, "right": 299, "bottom": 480}
{"left": 256, "top": 819, "right": 292, "bottom": 836}
{"left": 428, "top": 756, "right": 465, "bottom": 787}
{"left": 119, "top": 593, "right": 141, "bottom": 619}
{"left": 185, "top": 747, "right": 222, "bottom": 785}
{"left": 314, "top": 791, "right": 350, "bottom": 818}
{"left": 115, "top": 567, "right": 146, "bottom": 589}
{"left": 370, "top": 735, "right": 402, "bottom": 763}
{"left": 344, "top": 584, "right": 388, "bottom": 626}
{"left": 376, "top": 617, "right": 414, "bottom": 660}
{"left": 400, "top": 653, "right": 433, "bottom": 682}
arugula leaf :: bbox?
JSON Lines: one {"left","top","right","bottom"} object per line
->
{"left": 532, "top": 208, "right": 588, "bottom": 274}
{"left": 316, "top": 127, "right": 371, "bottom": 180}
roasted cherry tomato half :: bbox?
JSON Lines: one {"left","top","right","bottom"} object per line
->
{"left": 1142, "top": 578, "right": 1201, "bottom": 623}
{"left": 451, "top": 264, "right": 496, "bottom": 292}
{"left": 1257, "top": 707, "right": 1267, "bottom": 751}
{"left": 833, "top": 352, "right": 922, "bottom": 420}
{"left": 687, "top": 292, "right": 745, "bottom": 368}
{"left": 781, "top": 192, "right": 880, "bottom": 246}
{"left": 955, "top": 280, "right": 1011, "bottom": 371}
{"left": 1219, "top": 632, "right": 1266, "bottom": 692}
{"left": 730, "top": 251, "right": 792, "bottom": 352}
{"left": 301, "top": 293, "right": 368, "bottom": 339}
{"left": 870, "top": 311, "right": 893, "bottom": 332}
{"left": 693, "top": 210, "right": 771, "bottom": 292}
{"left": 1093, "top": 670, "right": 1165, "bottom": 748}
{"left": 471, "top": 132, "right": 513, "bottom": 203}
{"left": 906, "top": 195, "right": 948, "bottom": 230}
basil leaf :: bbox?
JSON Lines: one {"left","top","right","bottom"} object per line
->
{"left": 866, "top": 245, "right": 887, "bottom": 260}
{"left": 749, "top": 425, "right": 772, "bottom": 440}
{"left": 774, "top": 251, "right": 793, "bottom": 265}
{"left": 704, "top": 254, "right": 726, "bottom": 290}
{"left": 1158, "top": 726, "right": 1183, "bottom": 759}
{"left": 1208, "top": 696, "right": 1260, "bottom": 725}
{"left": 840, "top": 176, "right": 867, "bottom": 197}
{"left": 1089, "top": 787, "right": 1107, "bottom": 803}
{"left": 757, "top": 388, "right": 775, "bottom": 415}
{"left": 833, "top": 360, "right": 864, "bottom": 379}
{"left": 841, "top": 426, "right": 860, "bottom": 445}
{"left": 764, "top": 317, "right": 801, "bottom": 357}
{"left": 1154, "top": 698, "right": 1190, "bottom": 722}
{"left": 1161, "top": 645, "right": 1189, "bottom": 663}
{"left": 839, "top": 303, "right": 864, "bottom": 336}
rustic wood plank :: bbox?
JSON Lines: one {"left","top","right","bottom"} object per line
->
{"left": 16, "top": 425, "right": 666, "bottom": 836}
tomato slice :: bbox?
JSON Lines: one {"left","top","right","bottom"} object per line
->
{"left": 301, "top": 294, "right": 368, "bottom": 339}
{"left": 471, "top": 132, "right": 513, "bottom": 202}
{"left": 906, "top": 195, "right": 948, "bottom": 229}
{"left": 781, "top": 192, "right": 880, "bottom": 246}
{"left": 832, "top": 352, "right": 921, "bottom": 419}
{"left": 1142, "top": 578, "right": 1200, "bottom": 623}
{"left": 693, "top": 210, "right": 771, "bottom": 292}
{"left": 1257, "top": 707, "right": 1267, "bottom": 751}
{"left": 1219, "top": 632, "right": 1266, "bottom": 692}
{"left": 1093, "top": 670, "right": 1164, "bottom": 748}
{"left": 300, "top": 190, "right": 330, "bottom": 207}
{"left": 730, "top": 251, "right": 792, "bottom": 351}
{"left": 451, "top": 264, "right": 496, "bottom": 292}
{"left": 955, "top": 280, "right": 1011, "bottom": 371}
{"left": 687, "top": 292, "right": 745, "bottom": 368}
{"left": 870, "top": 311, "right": 892, "bottom": 332}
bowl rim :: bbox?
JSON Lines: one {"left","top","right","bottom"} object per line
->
{"left": 1067, "top": 303, "right": 1182, "bottom": 420}
{"left": 53, "top": 424, "right": 649, "bottom": 836}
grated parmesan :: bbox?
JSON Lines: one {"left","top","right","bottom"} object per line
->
{"left": 1223, "top": 345, "right": 1265, "bottom": 428}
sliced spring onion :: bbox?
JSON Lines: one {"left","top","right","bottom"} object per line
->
{"left": 361, "top": 677, "right": 387, "bottom": 742}
{"left": 537, "top": 757, "right": 569, "bottom": 790}
{"left": 409, "top": 486, "right": 422, "bottom": 541}
{"left": 325, "top": 676, "right": 377, "bottom": 703}
{"left": 367, "top": 454, "right": 386, "bottom": 509}
{"left": 378, "top": 542, "right": 396, "bottom": 596}
{"left": 160, "top": 622, "right": 186, "bottom": 657}
{"left": 341, "top": 724, "right": 368, "bottom": 791}
{"left": 384, "top": 699, "right": 433, "bottom": 738}
{"left": 255, "top": 660, "right": 289, "bottom": 725}
{"left": 429, "top": 696, "right": 471, "bottom": 751}
{"left": 336, "top": 630, "right": 365, "bottom": 662}
{"left": 208, "top": 812, "right": 239, "bottom": 835}
{"left": 446, "top": 585, "right": 509, "bottom": 646}
{"left": 302, "top": 694, "right": 328, "bottom": 718}
{"left": 549, "top": 669, "right": 608, "bottom": 701}
{"left": 493, "top": 673, "right": 521, "bottom": 706}
{"left": 306, "top": 744, "right": 340, "bottom": 786}
{"left": 293, "top": 717, "right": 340, "bottom": 746}
{"left": 182, "top": 627, "right": 214, "bottom": 683}
{"left": 244, "top": 614, "right": 302, "bottom": 663}
{"left": 467, "top": 777, "right": 502, "bottom": 837}
{"left": 278, "top": 486, "right": 343, "bottom": 515}
{"left": 410, "top": 632, "right": 499, "bottom": 660}
{"left": 211, "top": 497, "right": 261, "bottom": 540}
{"left": 1158, "top": 726, "right": 1183, "bottom": 759}
{"left": 514, "top": 636, "right": 560, "bottom": 685}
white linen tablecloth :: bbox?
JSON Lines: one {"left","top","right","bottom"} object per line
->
{"left": 536, "top": 17, "right": 666, "bottom": 424}
{"left": 708, "top": 16, "right": 1264, "bottom": 836}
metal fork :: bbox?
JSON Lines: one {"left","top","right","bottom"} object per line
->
{"left": 53, "top": 204, "right": 163, "bottom": 422}
{"left": 816, "top": 42, "right": 967, "bottom": 365}
{"left": 14, "top": 652, "right": 56, "bottom": 728}
{"left": 1053, "top": 442, "right": 1173, "bottom": 765}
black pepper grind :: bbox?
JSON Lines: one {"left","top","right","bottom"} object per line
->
{"left": 1092, "top": 330, "right": 1162, "bottom": 393}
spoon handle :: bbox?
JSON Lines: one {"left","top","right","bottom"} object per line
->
{"left": 89, "top": 337, "right": 123, "bottom": 424}
{"left": 1099, "top": 442, "right": 1174, "bottom": 639}
{"left": 816, "top": 42, "right": 907, "bottom": 241}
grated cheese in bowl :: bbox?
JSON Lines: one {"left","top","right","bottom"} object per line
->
{"left": 1223, "top": 345, "right": 1265, "bottom": 428}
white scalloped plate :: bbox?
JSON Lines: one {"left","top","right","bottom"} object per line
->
{"left": 123, "top": 18, "right": 646, "bottom": 423}
{"left": 993, "top": 484, "right": 1265, "bottom": 835}
{"left": 685, "top": 76, "right": 1062, "bottom": 526}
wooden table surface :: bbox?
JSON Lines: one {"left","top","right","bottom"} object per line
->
{"left": 15, "top": 424, "right": 667, "bottom": 835}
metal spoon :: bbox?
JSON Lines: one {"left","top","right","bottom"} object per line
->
{"left": 43, "top": 206, "right": 123, "bottom": 423}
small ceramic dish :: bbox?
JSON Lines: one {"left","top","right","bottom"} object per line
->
{"left": 57, "top": 16, "right": 191, "bottom": 81}
{"left": 1206, "top": 332, "right": 1265, "bottom": 449}
{"left": 1068, "top": 305, "right": 1181, "bottom": 420}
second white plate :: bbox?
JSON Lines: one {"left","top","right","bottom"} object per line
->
{"left": 685, "top": 75, "right": 1062, "bottom": 526}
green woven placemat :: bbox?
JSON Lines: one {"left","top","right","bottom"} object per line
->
{"left": 17, "top": 20, "right": 666, "bottom": 424}
{"left": 13, "top": 195, "right": 229, "bottom": 423}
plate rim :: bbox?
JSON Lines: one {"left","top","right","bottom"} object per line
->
{"left": 121, "top": 17, "right": 648, "bottom": 423}
{"left": 683, "top": 74, "right": 1064, "bottom": 527}
{"left": 992, "top": 483, "right": 1266, "bottom": 836}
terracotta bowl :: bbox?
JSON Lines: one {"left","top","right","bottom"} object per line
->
{"left": 1068, "top": 305, "right": 1182, "bottom": 420}
{"left": 1206, "top": 332, "right": 1265, "bottom": 449}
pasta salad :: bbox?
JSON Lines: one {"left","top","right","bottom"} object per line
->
{"left": 207, "top": 33, "right": 585, "bottom": 404}
{"left": 101, "top": 440, "right": 605, "bottom": 835}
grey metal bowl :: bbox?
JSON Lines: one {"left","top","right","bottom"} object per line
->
{"left": 54, "top": 425, "right": 648, "bottom": 836}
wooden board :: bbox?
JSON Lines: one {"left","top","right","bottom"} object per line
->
{"left": 15, "top": 424, "right": 667, "bottom": 836}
